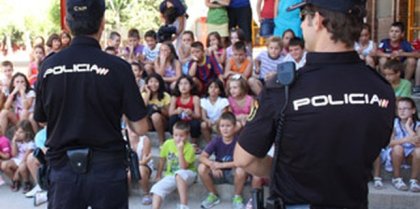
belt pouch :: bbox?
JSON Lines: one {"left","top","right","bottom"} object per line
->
{"left": 66, "top": 148, "right": 90, "bottom": 174}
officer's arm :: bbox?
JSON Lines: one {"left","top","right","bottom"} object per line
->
{"left": 234, "top": 143, "right": 272, "bottom": 178}
{"left": 125, "top": 116, "right": 148, "bottom": 136}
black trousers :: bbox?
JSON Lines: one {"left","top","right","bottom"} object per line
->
{"left": 48, "top": 157, "right": 128, "bottom": 209}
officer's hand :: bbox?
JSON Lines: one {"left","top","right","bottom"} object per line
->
{"left": 211, "top": 169, "right": 223, "bottom": 178}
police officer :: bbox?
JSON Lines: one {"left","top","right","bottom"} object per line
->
{"left": 234, "top": 0, "right": 395, "bottom": 208}
{"left": 34, "top": 0, "right": 148, "bottom": 209}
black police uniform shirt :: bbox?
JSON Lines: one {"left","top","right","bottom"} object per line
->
{"left": 34, "top": 36, "right": 147, "bottom": 166}
{"left": 239, "top": 52, "right": 395, "bottom": 208}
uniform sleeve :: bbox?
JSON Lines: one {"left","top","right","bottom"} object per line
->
{"left": 238, "top": 89, "right": 277, "bottom": 158}
{"left": 122, "top": 64, "right": 148, "bottom": 121}
{"left": 34, "top": 67, "right": 47, "bottom": 123}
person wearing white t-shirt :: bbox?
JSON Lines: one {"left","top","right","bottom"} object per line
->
{"left": 283, "top": 37, "right": 307, "bottom": 70}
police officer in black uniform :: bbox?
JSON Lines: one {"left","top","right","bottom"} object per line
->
{"left": 234, "top": 0, "right": 395, "bottom": 208}
{"left": 34, "top": 0, "right": 148, "bottom": 208}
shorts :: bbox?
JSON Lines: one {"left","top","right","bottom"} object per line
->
{"left": 212, "top": 169, "right": 234, "bottom": 185}
{"left": 150, "top": 169, "right": 197, "bottom": 199}
{"left": 207, "top": 23, "right": 229, "bottom": 37}
{"left": 260, "top": 19, "right": 274, "bottom": 37}
{"left": 227, "top": 6, "right": 252, "bottom": 42}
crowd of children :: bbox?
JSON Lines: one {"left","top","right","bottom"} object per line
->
{"left": 0, "top": 1, "right": 419, "bottom": 209}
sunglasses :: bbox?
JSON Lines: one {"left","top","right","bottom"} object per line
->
{"left": 231, "top": 74, "right": 243, "bottom": 80}
{"left": 300, "top": 9, "right": 316, "bottom": 21}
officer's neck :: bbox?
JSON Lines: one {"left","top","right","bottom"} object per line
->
{"left": 313, "top": 31, "right": 354, "bottom": 52}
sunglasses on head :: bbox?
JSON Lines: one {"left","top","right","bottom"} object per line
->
{"left": 231, "top": 74, "right": 243, "bottom": 80}
{"left": 300, "top": 9, "right": 316, "bottom": 21}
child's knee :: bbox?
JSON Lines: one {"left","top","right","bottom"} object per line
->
{"left": 198, "top": 163, "right": 210, "bottom": 175}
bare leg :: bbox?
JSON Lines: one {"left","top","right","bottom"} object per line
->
{"left": 17, "top": 162, "right": 29, "bottom": 182}
{"left": 234, "top": 168, "right": 247, "bottom": 196}
{"left": 404, "top": 58, "right": 417, "bottom": 80}
{"left": 415, "top": 59, "right": 420, "bottom": 86}
{"left": 247, "top": 78, "right": 262, "bottom": 96}
{"left": 411, "top": 147, "right": 420, "bottom": 179}
{"left": 198, "top": 163, "right": 217, "bottom": 194}
{"left": 26, "top": 153, "right": 40, "bottom": 183}
{"left": 152, "top": 194, "right": 163, "bottom": 209}
{"left": 392, "top": 145, "right": 404, "bottom": 178}
{"left": 378, "top": 57, "right": 388, "bottom": 71}
{"left": 200, "top": 122, "right": 211, "bottom": 143}
{"left": 2, "top": 160, "right": 17, "bottom": 180}
{"left": 151, "top": 113, "right": 166, "bottom": 145}
{"left": 373, "top": 156, "right": 381, "bottom": 178}
{"left": 139, "top": 165, "right": 151, "bottom": 194}
{"left": 176, "top": 174, "right": 189, "bottom": 205}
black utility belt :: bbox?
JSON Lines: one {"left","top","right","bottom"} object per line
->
{"left": 66, "top": 148, "right": 126, "bottom": 174}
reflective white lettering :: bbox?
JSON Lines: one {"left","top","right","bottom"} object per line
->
{"left": 293, "top": 98, "right": 310, "bottom": 111}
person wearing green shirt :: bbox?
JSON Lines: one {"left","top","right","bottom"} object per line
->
{"left": 381, "top": 59, "right": 412, "bottom": 98}
{"left": 151, "top": 121, "right": 197, "bottom": 209}
{"left": 205, "top": 0, "right": 231, "bottom": 38}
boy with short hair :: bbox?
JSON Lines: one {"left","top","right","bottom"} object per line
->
{"left": 107, "top": 31, "right": 122, "bottom": 55}
{"left": 142, "top": 30, "right": 160, "bottom": 75}
{"left": 377, "top": 22, "right": 417, "bottom": 80}
{"left": 224, "top": 41, "right": 253, "bottom": 80}
{"left": 1, "top": 60, "right": 14, "bottom": 95}
{"left": 189, "top": 41, "right": 224, "bottom": 93}
{"left": 198, "top": 112, "right": 248, "bottom": 209}
{"left": 381, "top": 59, "right": 411, "bottom": 98}
{"left": 248, "top": 36, "right": 285, "bottom": 95}
{"left": 104, "top": 46, "right": 116, "bottom": 55}
{"left": 283, "top": 37, "right": 307, "bottom": 70}
{"left": 123, "top": 28, "right": 145, "bottom": 62}
{"left": 151, "top": 121, "right": 197, "bottom": 209}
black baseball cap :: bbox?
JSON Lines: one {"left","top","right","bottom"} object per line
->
{"left": 66, "top": 0, "right": 106, "bottom": 20}
{"left": 287, "top": 0, "right": 365, "bottom": 13}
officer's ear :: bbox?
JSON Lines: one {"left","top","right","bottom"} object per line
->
{"left": 313, "top": 12, "right": 324, "bottom": 32}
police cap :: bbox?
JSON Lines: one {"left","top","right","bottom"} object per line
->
{"left": 287, "top": 0, "right": 366, "bottom": 14}
{"left": 66, "top": 0, "right": 105, "bottom": 20}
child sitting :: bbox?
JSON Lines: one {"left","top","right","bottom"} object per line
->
{"left": 142, "top": 30, "right": 160, "bottom": 75}
{"left": 198, "top": 112, "right": 248, "bottom": 209}
{"left": 206, "top": 32, "right": 226, "bottom": 66}
{"left": 227, "top": 75, "right": 254, "bottom": 128}
{"left": 0, "top": 60, "right": 14, "bottom": 95}
{"left": 107, "top": 31, "right": 122, "bottom": 55}
{"left": 178, "top": 31, "right": 195, "bottom": 75}
{"left": 123, "top": 28, "right": 145, "bottom": 63}
{"left": 283, "top": 37, "right": 307, "bottom": 70}
{"left": 131, "top": 62, "right": 146, "bottom": 92}
{"left": 134, "top": 135, "right": 154, "bottom": 205}
{"left": 248, "top": 36, "right": 285, "bottom": 95}
{"left": 27, "top": 45, "right": 45, "bottom": 86}
{"left": 377, "top": 22, "right": 417, "bottom": 80}
{"left": 1, "top": 120, "right": 35, "bottom": 193}
{"left": 381, "top": 59, "right": 411, "bottom": 98}
{"left": 189, "top": 41, "right": 224, "bottom": 94}
{"left": 354, "top": 24, "right": 376, "bottom": 68}
{"left": 224, "top": 41, "right": 253, "bottom": 80}
{"left": 376, "top": 98, "right": 420, "bottom": 192}
{"left": 151, "top": 121, "right": 197, "bottom": 209}
{"left": 0, "top": 125, "right": 11, "bottom": 186}
{"left": 155, "top": 42, "right": 182, "bottom": 91}
{"left": 200, "top": 79, "right": 229, "bottom": 142}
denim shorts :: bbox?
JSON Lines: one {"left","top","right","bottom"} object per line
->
{"left": 260, "top": 18, "right": 275, "bottom": 37}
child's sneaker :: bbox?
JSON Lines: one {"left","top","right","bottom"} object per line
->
{"left": 373, "top": 177, "right": 383, "bottom": 189}
{"left": 201, "top": 193, "right": 220, "bottom": 208}
{"left": 25, "top": 184, "right": 42, "bottom": 198}
{"left": 176, "top": 204, "right": 190, "bottom": 209}
{"left": 392, "top": 178, "right": 408, "bottom": 191}
{"left": 409, "top": 179, "right": 420, "bottom": 192}
{"left": 34, "top": 191, "right": 48, "bottom": 206}
{"left": 0, "top": 175, "right": 5, "bottom": 186}
{"left": 232, "top": 195, "right": 244, "bottom": 209}
{"left": 22, "top": 181, "right": 33, "bottom": 194}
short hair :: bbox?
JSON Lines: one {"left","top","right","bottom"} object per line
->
{"left": 173, "top": 121, "right": 191, "bottom": 133}
{"left": 191, "top": 41, "right": 204, "bottom": 51}
{"left": 144, "top": 30, "right": 157, "bottom": 40}
{"left": 182, "top": 31, "right": 195, "bottom": 41}
{"left": 1, "top": 60, "right": 13, "bottom": 68}
{"left": 266, "top": 36, "right": 283, "bottom": 48}
{"left": 305, "top": 4, "right": 365, "bottom": 48}
{"left": 383, "top": 59, "right": 403, "bottom": 73}
{"left": 232, "top": 41, "right": 246, "bottom": 52}
{"left": 289, "top": 37, "right": 305, "bottom": 48}
{"left": 66, "top": 6, "right": 104, "bottom": 36}
{"left": 109, "top": 31, "right": 121, "bottom": 40}
{"left": 128, "top": 28, "right": 140, "bottom": 39}
{"left": 282, "top": 29, "right": 296, "bottom": 39}
{"left": 391, "top": 22, "right": 405, "bottom": 33}
{"left": 46, "top": 33, "right": 60, "bottom": 48}
{"left": 219, "top": 112, "right": 236, "bottom": 125}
